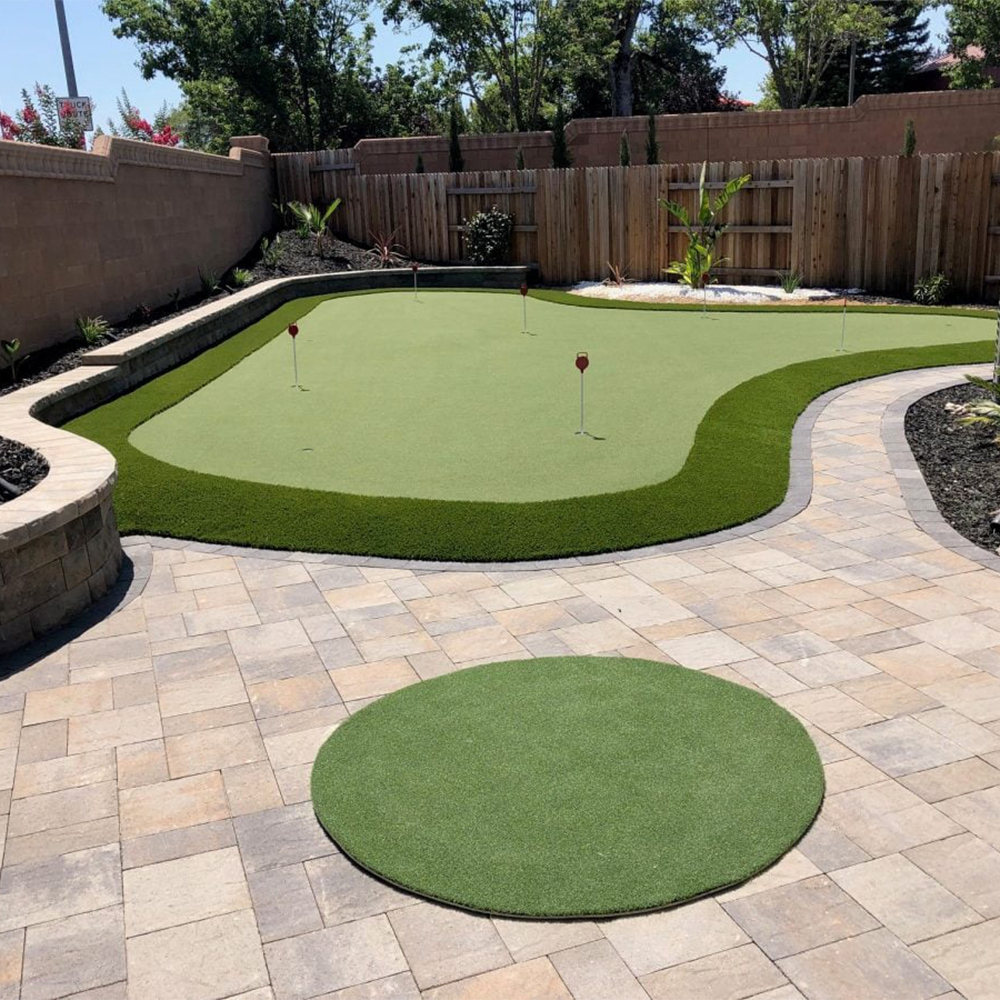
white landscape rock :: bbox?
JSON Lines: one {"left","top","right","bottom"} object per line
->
{"left": 570, "top": 281, "right": 862, "bottom": 305}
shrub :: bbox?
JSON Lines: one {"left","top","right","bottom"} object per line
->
{"left": 259, "top": 236, "right": 284, "bottom": 268}
{"left": 902, "top": 119, "right": 916, "bottom": 157}
{"left": 778, "top": 269, "right": 802, "bottom": 294}
{"left": 463, "top": 206, "right": 514, "bottom": 265}
{"left": 76, "top": 316, "right": 110, "bottom": 345}
{"left": 228, "top": 267, "right": 253, "bottom": 289}
{"left": 913, "top": 273, "right": 951, "bottom": 306}
{"left": 199, "top": 268, "right": 221, "bottom": 294}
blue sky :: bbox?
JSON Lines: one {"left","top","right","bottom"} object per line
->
{"left": 1, "top": 0, "right": 950, "bottom": 132}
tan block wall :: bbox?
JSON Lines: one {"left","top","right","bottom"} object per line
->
{"left": 0, "top": 135, "right": 274, "bottom": 354}
{"left": 344, "top": 90, "right": 1000, "bottom": 175}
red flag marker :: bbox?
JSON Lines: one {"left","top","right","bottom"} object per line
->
{"left": 575, "top": 353, "right": 590, "bottom": 435}
{"left": 288, "top": 324, "right": 300, "bottom": 387}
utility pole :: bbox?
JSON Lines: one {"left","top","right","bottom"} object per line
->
{"left": 53, "top": 0, "right": 78, "bottom": 98}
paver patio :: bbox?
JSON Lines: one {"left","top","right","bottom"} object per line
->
{"left": 2, "top": 366, "right": 1000, "bottom": 999}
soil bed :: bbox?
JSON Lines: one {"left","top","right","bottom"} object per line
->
{"left": 0, "top": 437, "right": 49, "bottom": 503}
{"left": 0, "top": 230, "right": 420, "bottom": 399}
{"left": 906, "top": 382, "right": 1000, "bottom": 552}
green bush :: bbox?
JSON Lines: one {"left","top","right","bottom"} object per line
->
{"left": 463, "top": 206, "right": 514, "bottom": 265}
{"left": 914, "top": 273, "right": 951, "bottom": 306}
{"left": 76, "top": 316, "right": 110, "bottom": 345}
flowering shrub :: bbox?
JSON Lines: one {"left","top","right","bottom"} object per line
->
{"left": 0, "top": 84, "right": 85, "bottom": 148}
{"left": 101, "top": 89, "right": 180, "bottom": 146}
{"left": 463, "top": 206, "right": 514, "bottom": 265}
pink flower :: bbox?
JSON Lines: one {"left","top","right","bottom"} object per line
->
{"left": 59, "top": 101, "right": 75, "bottom": 118}
{"left": 21, "top": 106, "right": 37, "bottom": 124}
{"left": 0, "top": 113, "right": 22, "bottom": 140}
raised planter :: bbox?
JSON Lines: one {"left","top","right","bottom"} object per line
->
{"left": 0, "top": 266, "right": 534, "bottom": 655}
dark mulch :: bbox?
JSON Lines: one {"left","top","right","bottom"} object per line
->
{"left": 0, "top": 229, "right": 417, "bottom": 400}
{"left": 906, "top": 382, "right": 1000, "bottom": 552}
{"left": 0, "top": 437, "right": 49, "bottom": 504}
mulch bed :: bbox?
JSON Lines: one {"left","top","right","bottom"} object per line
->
{"left": 0, "top": 437, "right": 49, "bottom": 504}
{"left": 0, "top": 229, "right": 417, "bottom": 400}
{"left": 906, "top": 382, "right": 1000, "bottom": 552}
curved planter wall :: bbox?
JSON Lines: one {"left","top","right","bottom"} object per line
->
{"left": 0, "top": 266, "right": 533, "bottom": 655}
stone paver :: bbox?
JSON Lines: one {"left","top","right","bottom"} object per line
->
{"left": 1, "top": 366, "right": 998, "bottom": 998}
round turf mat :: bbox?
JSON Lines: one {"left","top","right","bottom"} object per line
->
{"left": 311, "top": 656, "right": 825, "bottom": 917}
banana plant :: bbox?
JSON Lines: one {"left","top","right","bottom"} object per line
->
{"left": 660, "top": 161, "right": 750, "bottom": 289}
{"left": 2, "top": 338, "right": 20, "bottom": 385}
{"left": 289, "top": 200, "right": 342, "bottom": 255}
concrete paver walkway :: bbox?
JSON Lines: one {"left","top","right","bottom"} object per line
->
{"left": 3, "top": 367, "right": 1000, "bottom": 1000}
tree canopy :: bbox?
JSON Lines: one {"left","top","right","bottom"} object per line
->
{"left": 682, "top": 0, "right": 893, "bottom": 109}
{"left": 945, "top": 0, "right": 1000, "bottom": 89}
{"left": 103, "top": 0, "right": 453, "bottom": 151}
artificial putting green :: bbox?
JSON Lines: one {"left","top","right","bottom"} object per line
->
{"left": 66, "top": 289, "right": 993, "bottom": 560}
{"left": 311, "top": 656, "right": 825, "bottom": 918}
{"left": 129, "top": 290, "right": 988, "bottom": 503}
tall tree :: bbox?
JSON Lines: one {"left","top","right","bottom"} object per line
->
{"left": 683, "top": 0, "right": 891, "bottom": 109}
{"left": 812, "top": 1, "right": 931, "bottom": 107}
{"left": 382, "top": 1, "right": 561, "bottom": 131}
{"left": 103, "top": 0, "right": 449, "bottom": 151}
{"left": 946, "top": 0, "right": 1000, "bottom": 89}
{"left": 564, "top": 1, "right": 731, "bottom": 118}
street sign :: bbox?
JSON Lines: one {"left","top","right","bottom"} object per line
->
{"left": 57, "top": 96, "right": 93, "bottom": 131}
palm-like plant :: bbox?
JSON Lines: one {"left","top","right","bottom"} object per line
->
{"left": 289, "top": 200, "right": 342, "bottom": 255}
{"left": 659, "top": 162, "right": 750, "bottom": 290}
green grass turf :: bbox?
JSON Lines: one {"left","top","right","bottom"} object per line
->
{"left": 310, "top": 656, "right": 826, "bottom": 918}
{"left": 129, "top": 291, "right": 989, "bottom": 503}
{"left": 65, "top": 289, "right": 993, "bottom": 561}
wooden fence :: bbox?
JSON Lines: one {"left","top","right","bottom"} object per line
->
{"left": 272, "top": 151, "right": 1000, "bottom": 298}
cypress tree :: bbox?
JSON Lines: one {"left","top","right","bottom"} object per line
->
{"left": 645, "top": 111, "right": 659, "bottom": 165}
{"left": 448, "top": 104, "right": 464, "bottom": 173}
{"left": 551, "top": 103, "right": 572, "bottom": 169}
{"left": 619, "top": 131, "right": 631, "bottom": 166}
{"left": 415, "top": 153, "right": 426, "bottom": 174}
{"left": 902, "top": 119, "right": 916, "bottom": 157}
{"left": 516, "top": 147, "right": 525, "bottom": 170}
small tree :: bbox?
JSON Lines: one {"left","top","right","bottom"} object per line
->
{"left": 902, "top": 119, "right": 916, "bottom": 157}
{"left": 645, "top": 112, "right": 659, "bottom": 165}
{"left": 515, "top": 147, "right": 525, "bottom": 170}
{"left": 415, "top": 153, "right": 426, "bottom": 174}
{"left": 551, "top": 103, "right": 572, "bottom": 168}
{"left": 448, "top": 104, "right": 464, "bottom": 173}
{"left": 619, "top": 131, "right": 631, "bottom": 166}
{"left": 659, "top": 161, "right": 751, "bottom": 289}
